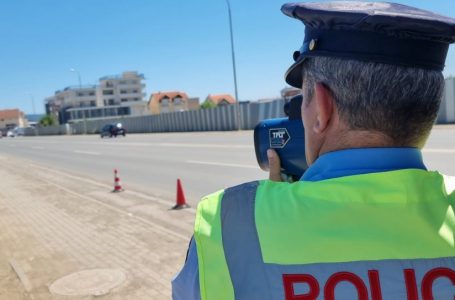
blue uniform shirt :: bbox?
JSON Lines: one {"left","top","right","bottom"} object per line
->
{"left": 172, "top": 147, "right": 427, "bottom": 300}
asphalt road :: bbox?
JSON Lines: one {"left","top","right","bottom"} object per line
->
{"left": 0, "top": 131, "right": 264, "bottom": 205}
{"left": 1, "top": 127, "right": 454, "bottom": 205}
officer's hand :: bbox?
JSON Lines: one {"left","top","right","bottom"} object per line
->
{"left": 267, "top": 149, "right": 282, "bottom": 182}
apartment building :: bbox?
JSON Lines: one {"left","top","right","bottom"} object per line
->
{"left": 99, "top": 71, "right": 145, "bottom": 106}
{"left": 45, "top": 85, "right": 98, "bottom": 123}
{"left": 45, "top": 71, "right": 146, "bottom": 123}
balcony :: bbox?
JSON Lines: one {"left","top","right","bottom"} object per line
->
{"left": 75, "top": 94, "right": 97, "bottom": 101}
{"left": 102, "top": 90, "right": 114, "bottom": 96}
{"left": 117, "top": 92, "right": 145, "bottom": 99}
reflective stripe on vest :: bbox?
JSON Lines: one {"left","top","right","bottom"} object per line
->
{"left": 194, "top": 170, "right": 455, "bottom": 299}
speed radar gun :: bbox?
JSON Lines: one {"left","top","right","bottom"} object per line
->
{"left": 254, "top": 94, "right": 308, "bottom": 181}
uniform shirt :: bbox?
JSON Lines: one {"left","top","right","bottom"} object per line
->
{"left": 171, "top": 147, "right": 427, "bottom": 300}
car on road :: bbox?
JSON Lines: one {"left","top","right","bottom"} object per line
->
{"left": 100, "top": 123, "right": 126, "bottom": 138}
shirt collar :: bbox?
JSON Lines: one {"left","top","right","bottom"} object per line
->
{"left": 302, "top": 147, "right": 426, "bottom": 182}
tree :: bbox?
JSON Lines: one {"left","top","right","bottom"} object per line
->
{"left": 200, "top": 100, "right": 217, "bottom": 109}
{"left": 39, "top": 114, "right": 56, "bottom": 126}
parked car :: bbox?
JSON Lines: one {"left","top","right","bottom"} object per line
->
{"left": 100, "top": 123, "right": 126, "bottom": 138}
{"left": 6, "top": 130, "right": 15, "bottom": 137}
{"left": 13, "top": 127, "right": 25, "bottom": 136}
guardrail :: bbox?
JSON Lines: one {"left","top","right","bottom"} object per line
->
{"left": 25, "top": 99, "right": 286, "bottom": 136}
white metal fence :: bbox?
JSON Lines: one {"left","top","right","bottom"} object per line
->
{"left": 25, "top": 99, "right": 286, "bottom": 136}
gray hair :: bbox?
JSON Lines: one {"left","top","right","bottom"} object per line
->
{"left": 301, "top": 57, "right": 445, "bottom": 146}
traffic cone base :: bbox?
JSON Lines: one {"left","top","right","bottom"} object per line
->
{"left": 172, "top": 179, "right": 190, "bottom": 209}
{"left": 172, "top": 203, "right": 190, "bottom": 209}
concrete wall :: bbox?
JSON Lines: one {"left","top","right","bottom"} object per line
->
{"left": 25, "top": 99, "right": 286, "bottom": 136}
{"left": 438, "top": 77, "right": 455, "bottom": 124}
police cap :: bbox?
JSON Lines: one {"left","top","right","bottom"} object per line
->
{"left": 282, "top": 1, "right": 455, "bottom": 88}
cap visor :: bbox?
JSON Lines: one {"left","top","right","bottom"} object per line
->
{"left": 284, "top": 56, "right": 306, "bottom": 88}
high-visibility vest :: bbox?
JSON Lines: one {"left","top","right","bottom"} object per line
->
{"left": 193, "top": 169, "right": 455, "bottom": 300}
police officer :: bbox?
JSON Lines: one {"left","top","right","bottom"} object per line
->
{"left": 173, "top": 2, "right": 455, "bottom": 299}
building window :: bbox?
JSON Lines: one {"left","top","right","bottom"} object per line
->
{"left": 77, "top": 92, "right": 84, "bottom": 97}
{"left": 90, "top": 101, "right": 96, "bottom": 107}
{"left": 174, "top": 97, "right": 182, "bottom": 105}
{"left": 89, "top": 92, "right": 95, "bottom": 96}
{"left": 108, "top": 99, "right": 115, "bottom": 105}
{"left": 121, "top": 98, "right": 128, "bottom": 102}
{"left": 91, "top": 109, "right": 101, "bottom": 118}
{"left": 106, "top": 81, "right": 113, "bottom": 87}
{"left": 103, "top": 90, "right": 114, "bottom": 95}
{"left": 119, "top": 107, "right": 130, "bottom": 115}
{"left": 107, "top": 108, "right": 116, "bottom": 116}
{"left": 161, "top": 97, "right": 170, "bottom": 106}
{"left": 120, "top": 90, "right": 127, "bottom": 94}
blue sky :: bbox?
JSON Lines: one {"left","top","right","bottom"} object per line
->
{"left": 1, "top": 0, "right": 455, "bottom": 114}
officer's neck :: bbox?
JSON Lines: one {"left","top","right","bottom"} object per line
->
{"left": 319, "top": 129, "right": 403, "bottom": 156}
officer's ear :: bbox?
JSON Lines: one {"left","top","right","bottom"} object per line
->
{"left": 313, "top": 83, "right": 334, "bottom": 134}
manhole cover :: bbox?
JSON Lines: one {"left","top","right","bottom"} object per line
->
{"left": 49, "top": 269, "right": 126, "bottom": 296}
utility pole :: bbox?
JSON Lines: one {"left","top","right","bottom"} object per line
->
{"left": 225, "top": 0, "right": 241, "bottom": 130}
{"left": 70, "top": 68, "right": 82, "bottom": 89}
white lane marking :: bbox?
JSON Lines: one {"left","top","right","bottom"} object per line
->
{"left": 94, "top": 142, "right": 252, "bottom": 149}
{"left": 31, "top": 146, "right": 45, "bottom": 150}
{"left": 157, "top": 143, "right": 252, "bottom": 149}
{"left": 423, "top": 148, "right": 455, "bottom": 154}
{"left": 6, "top": 140, "right": 58, "bottom": 144}
{"left": 187, "top": 160, "right": 257, "bottom": 169}
{"left": 41, "top": 179, "right": 189, "bottom": 241}
{"left": 73, "top": 150, "right": 101, "bottom": 155}
{"left": 6, "top": 139, "right": 252, "bottom": 149}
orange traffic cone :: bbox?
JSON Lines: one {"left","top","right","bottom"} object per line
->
{"left": 112, "top": 169, "right": 124, "bottom": 192}
{"left": 172, "top": 179, "right": 190, "bottom": 209}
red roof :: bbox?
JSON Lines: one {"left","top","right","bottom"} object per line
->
{"left": 150, "top": 91, "right": 189, "bottom": 104}
{"left": 0, "top": 109, "right": 23, "bottom": 119}
{"left": 206, "top": 94, "right": 236, "bottom": 105}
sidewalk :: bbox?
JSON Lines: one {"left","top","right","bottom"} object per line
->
{"left": 0, "top": 154, "right": 195, "bottom": 299}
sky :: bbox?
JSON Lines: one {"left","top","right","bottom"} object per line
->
{"left": 1, "top": 0, "right": 455, "bottom": 115}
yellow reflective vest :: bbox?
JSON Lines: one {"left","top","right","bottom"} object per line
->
{"left": 194, "top": 170, "right": 455, "bottom": 299}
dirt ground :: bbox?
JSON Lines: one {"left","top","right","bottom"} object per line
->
{"left": 0, "top": 154, "right": 195, "bottom": 299}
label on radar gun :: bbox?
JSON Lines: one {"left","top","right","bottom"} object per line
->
{"left": 269, "top": 128, "right": 290, "bottom": 148}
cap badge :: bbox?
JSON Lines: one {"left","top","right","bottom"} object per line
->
{"left": 309, "top": 39, "right": 317, "bottom": 51}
